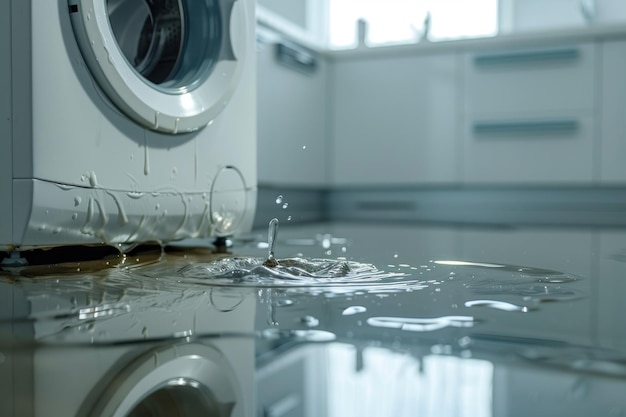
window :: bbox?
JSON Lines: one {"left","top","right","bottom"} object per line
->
{"left": 328, "top": 0, "right": 499, "bottom": 49}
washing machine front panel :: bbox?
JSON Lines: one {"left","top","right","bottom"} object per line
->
{"left": 68, "top": 0, "right": 247, "bottom": 134}
{"left": 3, "top": 0, "right": 256, "bottom": 249}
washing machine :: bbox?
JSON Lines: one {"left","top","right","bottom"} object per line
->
{"left": 0, "top": 273, "right": 257, "bottom": 417}
{"left": 0, "top": 0, "right": 256, "bottom": 252}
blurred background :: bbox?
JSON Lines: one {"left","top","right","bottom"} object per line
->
{"left": 253, "top": 0, "right": 626, "bottom": 229}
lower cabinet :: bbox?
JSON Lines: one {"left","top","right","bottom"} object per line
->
{"left": 330, "top": 53, "right": 461, "bottom": 186}
{"left": 600, "top": 39, "right": 626, "bottom": 184}
{"left": 462, "top": 112, "right": 595, "bottom": 184}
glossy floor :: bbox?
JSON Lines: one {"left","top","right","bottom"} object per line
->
{"left": 2, "top": 221, "right": 626, "bottom": 416}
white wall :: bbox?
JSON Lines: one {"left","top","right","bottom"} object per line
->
{"left": 257, "top": 0, "right": 308, "bottom": 29}
{"left": 501, "top": 0, "right": 626, "bottom": 32}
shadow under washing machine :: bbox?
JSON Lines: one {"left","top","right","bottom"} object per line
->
{"left": 1, "top": 0, "right": 256, "bottom": 251}
{"left": 0, "top": 274, "right": 257, "bottom": 417}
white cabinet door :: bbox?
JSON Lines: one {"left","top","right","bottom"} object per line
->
{"left": 463, "top": 42, "right": 596, "bottom": 184}
{"left": 465, "top": 43, "right": 595, "bottom": 116}
{"left": 330, "top": 53, "right": 460, "bottom": 186}
{"left": 600, "top": 40, "right": 626, "bottom": 184}
{"left": 463, "top": 111, "right": 595, "bottom": 183}
{"left": 257, "top": 41, "right": 329, "bottom": 187}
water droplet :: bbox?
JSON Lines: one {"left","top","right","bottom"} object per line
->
{"left": 287, "top": 216, "right": 292, "bottom": 221}
{"left": 458, "top": 336, "right": 472, "bottom": 347}
{"left": 302, "top": 145, "right": 307, "bottom": 150}
{"left": 464, "top": 299, "right": 534, "bottom": 313}
{"left": 393, "top": 253, "right": 399, "bottom": 258}
{"left": 368, "top": 316, "right": 475, "bottom": 332}
{"left": 301, "top": 315, "right": 320, "bottom": 327}
{"left": 88, "top": 171, "right": 98, "bottom": 187}
{"left": 342, "top": 306, "right": 367, "bottom": 316}
{"left": 275, "top": 195, "right": 283, "bottom": 204}
{"left": 282, "top": 203, "right": 289, "bottom": 209}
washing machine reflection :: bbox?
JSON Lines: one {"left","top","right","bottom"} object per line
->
{"left": 1, "top": 267, "right": 257, "bottom": 417}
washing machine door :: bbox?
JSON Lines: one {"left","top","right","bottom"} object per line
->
{"left": 68, "top": 0, "right": 248, "bottom": 134}
{"left": 89, "top": 343, "right": 247, "bottom": 417}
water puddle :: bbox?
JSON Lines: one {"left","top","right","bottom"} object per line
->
{"left": 170, "top": 219, "right": 413, "bottom": 289}
{"left": 432, "top": 259, "right": 584, "bottom": 305}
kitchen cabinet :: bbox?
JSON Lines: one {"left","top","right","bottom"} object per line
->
{"left": 596, "top": 230, "right": 626, "bottom": 351}
{"left": 257, "top": 39, "right": 329, "bottom": 187}
{"left": 330, "top": 53, "right": 460, "bottom": 186}
{"left": 599, "top": 40, "right": 626, "bottom": 183}
{"left": 462, "top": 42, "right": 596, "bottom": 184}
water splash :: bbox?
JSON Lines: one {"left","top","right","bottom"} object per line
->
{"left": 263, "top": 218, "right": 279, "bottom": 267}
{"left": 179, "top": 256, "right": 407, "bottom": 288}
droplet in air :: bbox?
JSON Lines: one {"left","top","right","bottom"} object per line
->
{"left": 282, "top": 203, "right": 289, "bottom": 209}
{"left": 275, "top": 195, "right": 283, "bottom": 204}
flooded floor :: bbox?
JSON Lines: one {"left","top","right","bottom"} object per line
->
{"left": 2, "top": 221, "right": 626, "bottom": 416}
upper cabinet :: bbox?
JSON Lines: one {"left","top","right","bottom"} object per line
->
{"left": 599, "top": 40, "right": 626, "bottom": 184}
{"left": 329, "top": 53, "right": 461, "bottom": 186}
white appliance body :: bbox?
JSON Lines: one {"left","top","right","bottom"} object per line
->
{"left": 1, "top": 0, "right": 257, "bottom": 251}
{"left": 1, "top": 278, "right": 256, "bottom": 417}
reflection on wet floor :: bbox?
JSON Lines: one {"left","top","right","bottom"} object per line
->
{"left": 2, "top": 222, "right": 626, "bottom": 416}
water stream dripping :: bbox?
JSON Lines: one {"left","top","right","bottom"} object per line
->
{"left": 263, "top": 218, "right": 279, "bottom": 267}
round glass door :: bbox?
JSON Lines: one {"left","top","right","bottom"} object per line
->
{"left": 88, "top": 343, "right": 245, "bottom": 417}
{"left": 68, "top": 0, "right": 247, "bottom": 134}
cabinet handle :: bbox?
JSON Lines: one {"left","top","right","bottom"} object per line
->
{"left": 277, "top": 42, "right": 317, "bottom": 74}
{"left": 473, "top": 120, "right": 579, "bottom": 135}
{"left": 474, "top": 48, "right": 580, "bottom": 66}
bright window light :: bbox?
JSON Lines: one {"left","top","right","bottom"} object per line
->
{"left": 328, "top": 0, "right": 498, "bottom": 49}
{"left": 326, "top": 343, "right": 494, "bottom": 417}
